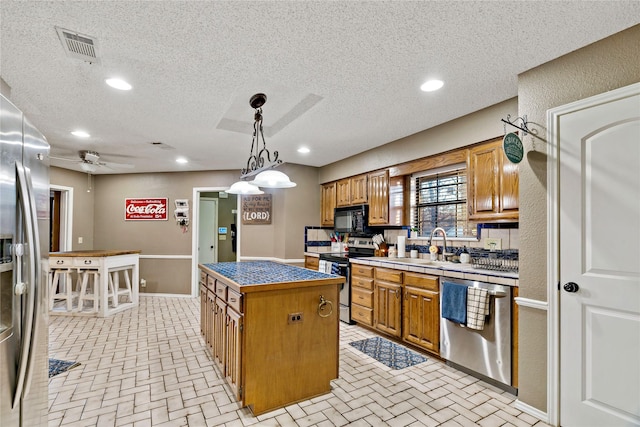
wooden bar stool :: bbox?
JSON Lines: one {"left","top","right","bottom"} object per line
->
{"left": 49, "top": 268, "right": 75, "bottom": 311}
{"left": 77, "top": 269, "right": 100, "bottom": 313}
{"left": 108, "top": 267, "right": 134, "bottom": 308}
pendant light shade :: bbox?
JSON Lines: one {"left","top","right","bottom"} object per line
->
{"left": 226, "top": 180, "right": 264, "bottom": 195}
{"left": 250, "top": 170, "right": 297, "bottom": 188}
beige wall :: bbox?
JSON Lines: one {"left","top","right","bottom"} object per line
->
{"left": 319, "top": 98, "right": 518, "bottom": 183}
{"left": 50, "top": 167, "right": 95, "bottom": 250}
{"left": 517, "top": 24, "right": 640, "bottom": 412}
{"left": 52, "top": 166, "right": 320, "bottom": 294}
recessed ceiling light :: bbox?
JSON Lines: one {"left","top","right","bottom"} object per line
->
{"left": 420, "top": 79, "right": 444, "bottom": 92}
{"left": 105, "top": 78, "right": 132, "bottom": 91}
{"left": 176, "top": 157, "right": 188, "bottom": 164}
{"left": 297, "top": 147, "right": 310, "bottom": 154}
{"left": 71, "top": 130, "right": 90, "bottom": 138}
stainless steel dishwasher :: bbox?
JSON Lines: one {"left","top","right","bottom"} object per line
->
{"left": 439, "top": 277, "right": 513, "bottom": 390}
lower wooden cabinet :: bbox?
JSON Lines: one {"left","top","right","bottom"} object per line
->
{"left": 213, "top": 297, "right": 226, "bottom": 373}
{"left": 225, "top": 307, "right": 243, "bottom": 401}
{"left": 403, "top": 286, "right": 439, "bottom": 353}
{"left": 350, "top": 266, "right": 440, "bottom": 355}
{"left": 199, "top": 284, "right": 207, "bottom": 337}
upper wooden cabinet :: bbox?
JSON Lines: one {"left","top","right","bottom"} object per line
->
{"left": 320, "top": 182, "right": 336, "bottom": 226}
{"left": 467, "top": 139, "right": 519, "bottom": 221}
{"left": 368, "top": 170, "right": 389, "bottom": 225}
{"left": 336, "top": 174, "right": 368, "bottom": 207}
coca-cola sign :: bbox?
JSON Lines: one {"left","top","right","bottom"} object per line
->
{"left": 125, "top": 198, "right": 168, "bottom": 220}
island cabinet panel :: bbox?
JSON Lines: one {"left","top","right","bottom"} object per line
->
{"left": 206, "top": 289, "right": 215, "bottom": 348}
{"left": 199, "top": 283, "right": 207, "bottom": 338}
{"left": 198, "top": 262, "right": 343, "bottom": 416}
{"left": 320, "top": 182, "right": 337, "bottom": 226}
{"left": 243, "top": 284, "right": 339, "bottom": 415}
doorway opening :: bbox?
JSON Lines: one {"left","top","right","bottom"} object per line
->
{"left": 191, "top": 187, "right": 239, "bottom": 296}
{"left": 49, "top": 185, "right": 73, "bottom": 252}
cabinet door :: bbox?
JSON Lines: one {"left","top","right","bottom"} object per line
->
{"left": 402, "top": 286, "right": 439, "bottom": 354}
{"left": 350, "top": 174, "right": 368, "bottom": 204}
{"left": 304, "top": 256, "right": 319, "bottom": 270}
{"left": 374, "top": 281, "right": 402, "bottom": 337}
{"left": 207, "top": 290, "right": 216, "bottom": 348}
{"left": 336, "top": 179, "right": 351, "bottom": 207}
{"left": 320, "top": 182, "right": 336, "bottom": 226}
{"left": 368, "top": 170, "right": 389, "bottom": 225}
{"left": 200, "top": 284, "right": 207, "bottom": 337}
{"left": 468, "top": 139, "right": 519, "bottom": 221}
{"left": 225, "top": 308, "right": 243, "bottom": 402}
{"left": 214, "top": 298, "right": 227, "bottom": 374}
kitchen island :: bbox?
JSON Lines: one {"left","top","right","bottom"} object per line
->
{"left": 49, "top": 250, "right": 140, "bottom": 317}
{"left": 198, "top": 261, "right": 344, "bottom": 416}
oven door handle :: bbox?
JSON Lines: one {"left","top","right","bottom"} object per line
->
{"left": 488, "top": 290, "right": 507, "bottom": 298}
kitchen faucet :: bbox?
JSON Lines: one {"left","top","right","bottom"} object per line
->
{"left": 429, "top": 227, "right": 452, "bottom": 261}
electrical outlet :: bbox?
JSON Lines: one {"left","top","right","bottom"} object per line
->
{"left": 288, "top": 312, "right": 303, "bottom": 324}
{"left": 78, "top": 236, "right": 83, "bottom": 244}
{"left": 140, "top": 278, "right": 147, "bottom": 288}
{"left": 484, "top": 238, "right": 502, "bottom": 251}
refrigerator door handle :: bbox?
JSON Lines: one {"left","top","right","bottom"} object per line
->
{"left": 12, "top": 162, "right": 40, "bottom": 409}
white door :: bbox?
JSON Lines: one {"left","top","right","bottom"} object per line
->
{"left": 198, "top": 198, "right": 218, "bottom": 264}
{"left": 557, "top": 83, "right": 640, "bottom": 426}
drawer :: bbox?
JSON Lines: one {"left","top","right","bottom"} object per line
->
{"left": 351, "top": 265, "right": 373, "bottom": 278}
{"left": 50, "top": 257, "right": 72, "bottom": 268}
{"left": 404, "top": 272, "right": 439, "bottom": 291}
{"left": 351, "top": 276, "right": 374, "bottom": 290}
{"left": 375, "top": 267, "right": 403, "bottom": 283}
{"left": 207, "top": 276, "right": 216, "bottom": 291}
{"left": 351, "top": 305, "right": 373, "bottom": 326}
{"left": 215, "top": 282, "right": 227, "bottom": 299}
{"left": 73, "top": 257, "right": 100, "bottom": 268}
{"left": 199, "top": 270, "right": 207, "bottom": 284}
{"left": 351, "top": 287, "right": 373, "bottom": 308}
{"left": 226, "top": 289, "right": 243, "bottom": 313}
{"left": 305, "top": 256, "right": 319, "bottom": 269}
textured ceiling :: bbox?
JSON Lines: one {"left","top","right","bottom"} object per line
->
{"left": 1, "top": 1, "right": 638, "bottom": 174}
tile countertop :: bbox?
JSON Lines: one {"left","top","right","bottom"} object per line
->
{"left": 200, "top": 261, "right": 345, "bottom": 293}
{"left": 350, "top": 256, "right": 519, "bottom": 287}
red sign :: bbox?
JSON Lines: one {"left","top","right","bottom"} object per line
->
{"left": 125, "top": 198, "right": 168, "bottom": 220}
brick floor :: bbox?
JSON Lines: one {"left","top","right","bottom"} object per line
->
{"left": 48, "top": 296, "right": 550, "bottom": 427}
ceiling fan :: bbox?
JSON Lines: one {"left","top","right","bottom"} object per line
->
{"left": 50, "top": 150, "right": 135, "bottom": 172}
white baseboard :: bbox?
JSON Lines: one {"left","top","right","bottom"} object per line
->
{"left": 514, "top": 399, "right": 551, "bottom": 425}
{"left": 139, "top": 293, "right": 194, "bottom": 298}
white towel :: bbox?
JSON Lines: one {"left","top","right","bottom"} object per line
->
{"left": 318, "top": 260, "right": 326, "bottom": 272}
{"left": 466, "top": 287, "right": 490, "bottom": 330}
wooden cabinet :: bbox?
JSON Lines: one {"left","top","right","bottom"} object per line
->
{"left": 467, "top": 138, "right": 519, "bottom": 221}
{"left": 351, "top": 265, "right": 374, "bottom": 326}
{"left": 336, "top": 174, "right": 368, "bottom": 207}
{"left": 402, "top": 272, "right": 439, "bottom": 354}
{"left": 305, "top": 255, "right": 319, "bottom": 270}
{"left": 368, "top": 170, "right": 389, "bottom": 225}
{"left": 336, "top": 179, "right": 351, "bottom": 207}
{"left": 320, "top": 182, "right": 336, "bottom": 226}
{"left": 374, "top": 268, "right": 402, "bottom": 337}
{"left": 213, "top": 297, "right": 226, "bottom": 373}
{"left": 225, "top": 289, "right": 243, "bottom": 401}
{"left": 350, "top": 174, "right": 368, "bottom": 204}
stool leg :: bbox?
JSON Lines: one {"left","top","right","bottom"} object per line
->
{"left": 49, "top": 270, "right": 59, "bottom": 310}
{"left": 123, "top": 269, "right": 133, "bottom": 302}
{"left": 65, "top": 271, "right": 74, "bottom": 312}
{"left": 109, "top": 271, "right": 118, "bottom": 308}
{"left": 77, "top": 271, "right": 89, "bottom": 312}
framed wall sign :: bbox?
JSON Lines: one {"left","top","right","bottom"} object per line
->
{"left": 242, "top": 194, "right": 272, "bottom": 225}
{"left": 125, "top": 197, "right": 168, "bottom": 220}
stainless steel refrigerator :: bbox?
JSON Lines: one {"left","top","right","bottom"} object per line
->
{"left": 1, "top": 93, "right": 49, "bottom": 427}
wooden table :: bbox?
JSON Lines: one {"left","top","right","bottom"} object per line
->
{"left": 199, "top": 261, "right": 344, "bottom": 416}
{"left": 49, "top": 250, "right": 140, "bottom": 317}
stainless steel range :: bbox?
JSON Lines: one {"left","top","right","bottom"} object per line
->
{"left": 319, "top": 237, "right": 375, "bottom": 324}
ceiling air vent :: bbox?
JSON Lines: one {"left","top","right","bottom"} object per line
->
{"left": 147, "top": 141, "right": 175, "bottom": 150}
{"left": 55, "top": 26, "right": 100, "bottom": 64}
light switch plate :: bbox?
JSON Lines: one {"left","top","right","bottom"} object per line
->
{"left": 484, "top": 238, "right": 502, "bottom": 250}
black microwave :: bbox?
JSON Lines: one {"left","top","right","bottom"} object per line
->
{"left": 334, "top": 205, "right": 369, "bottom": 235}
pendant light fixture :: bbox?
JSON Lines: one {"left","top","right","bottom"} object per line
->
{"left": 226, "top": 93, "right": 296, "bottom": 194}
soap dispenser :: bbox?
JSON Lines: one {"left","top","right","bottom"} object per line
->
{"left": 460, "top": 246, "right": 471, "bottom": 264}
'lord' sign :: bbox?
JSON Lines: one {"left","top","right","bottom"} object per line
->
{"left": 242, "top": 194, "right": 272, "bottom": 225}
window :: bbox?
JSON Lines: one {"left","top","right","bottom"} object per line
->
{"left": 411, "top": 166, "right": 475, "bottom": 237}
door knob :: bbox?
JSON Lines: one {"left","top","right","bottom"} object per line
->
{"left": 563, "top": 282, "right": 579, "bottom": 293}
{"left": 210, "top": 245, "right": 214, "bottom": 249}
